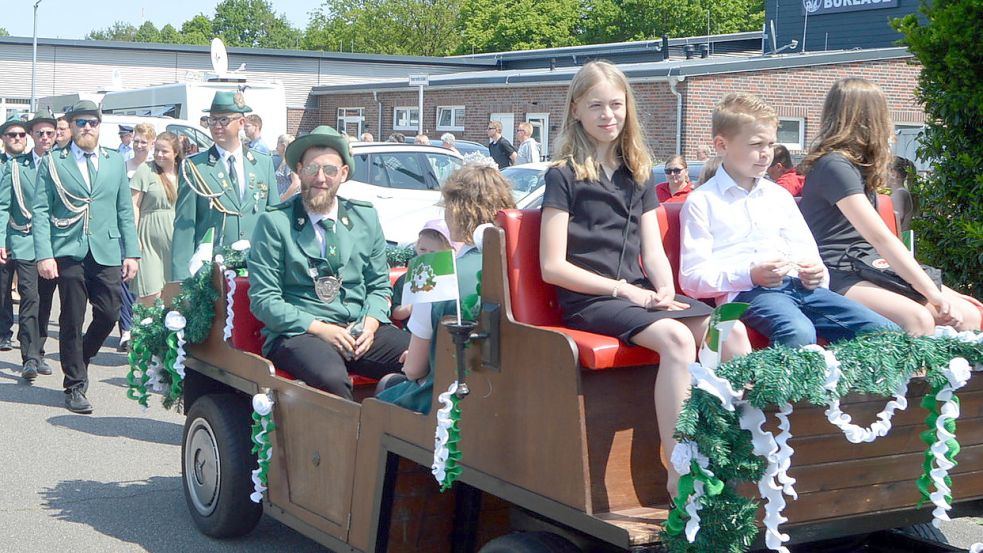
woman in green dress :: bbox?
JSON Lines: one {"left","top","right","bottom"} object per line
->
{"left": 130, "top": 131, "right": 182, "bottom": 306}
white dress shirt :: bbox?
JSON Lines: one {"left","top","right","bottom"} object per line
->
{"left": 215, "top": 143, "right": 247, "bottom": 199}
{"left": 679, "top": 165, "right": 828, "bottom": 305}
{"left": 307, "top": 200, "right": 339, "bottom": 257}
{"left": 71, "top": 142, "right": 99, "bottom": 190}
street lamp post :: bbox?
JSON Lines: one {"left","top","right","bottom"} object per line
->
{"left": 31, "top": 0, "right": 43, "bottom": 113}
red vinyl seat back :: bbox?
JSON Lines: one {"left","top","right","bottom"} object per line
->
{"left": 497, "top": 209, "right": 564, "bottom": 326}
{"left": 657, "top": 202, "right": 685, "bottom": 294}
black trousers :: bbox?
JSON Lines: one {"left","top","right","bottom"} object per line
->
{"left": 12, "top": 260, "right": 55, "bottom": 363}
{"left": 38, "top": 274, "right": 56, "bottom": 357}
{"left": 0, "top": 259, "right": 14, "bottom": 340}
{"left": 268, "top": 324, "right": 409, "bottom": 401}
{"left": 56, "top": 254, "right": 122, "bottom": 392}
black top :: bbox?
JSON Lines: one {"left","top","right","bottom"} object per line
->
{"left": 799, "top": 152, "right": 879, "bottom": 271}
{"left": 488, "top": 138, "right": 516, "bottom": 169}
{"left": 542, "top": 163, "right": 659, "bottom": 310}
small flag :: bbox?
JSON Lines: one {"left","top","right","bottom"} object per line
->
{"left": 402, "top": 250, "right": 458, "bottom": 306}
{"left": 698, "top": 303, "right": 749, "bottom": 369}
{"left": 901, "top": 230, "right": 915, "bottom": 256}
{"left": 188, "top": 228, "right": 215, "bottom": 276}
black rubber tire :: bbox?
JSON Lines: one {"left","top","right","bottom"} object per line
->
{"left": 182, "top": 393, "right": 262, "bottom": 538}
{"left": 899, "top": 522, "right": 949, "bottom": 544}
{"left": 478, "top": 531, "right": 581, "bottom": 553}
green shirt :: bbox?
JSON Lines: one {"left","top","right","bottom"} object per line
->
{"left": 247, "top": 194, "right": 392, "bottom": 356}
{"left": 0, "top": 153, "right": 44, "bottom": 260}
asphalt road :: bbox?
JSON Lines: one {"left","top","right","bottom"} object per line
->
{"left": 0, "top": 299, "right": 326, "bottom": 553}
{"left": 0, "top": 298, "right": 980, "bottom": 552}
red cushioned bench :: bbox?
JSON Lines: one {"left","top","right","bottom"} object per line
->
{"left": 497, "top": 194, "right": 982, "bottom": 371}
{"left": 226, "top": 267, "right": 408, "bottom": 386}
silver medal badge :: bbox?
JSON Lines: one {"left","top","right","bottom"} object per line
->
{"left": 314, "top": 275, "right": 342, "bottom": 303}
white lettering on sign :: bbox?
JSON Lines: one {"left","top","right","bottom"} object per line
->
{"left": 808, "top": 0, "right": 895, "bottom": 14}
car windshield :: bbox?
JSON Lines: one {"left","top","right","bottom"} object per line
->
{"left": 502, "top": 167, "right": 545, "bottom": 200}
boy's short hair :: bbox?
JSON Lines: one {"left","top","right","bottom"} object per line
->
{"left": 771, "top": 144, "right": 793, "bottom": 168}
{"left": 246, "top": 114, "right": 263, "bottom": 128}
{"left": 712, "top": 93, "right": 778, "bottom": 139}
{"left": 418, "top": 228, "right": 451, "bottom": 249}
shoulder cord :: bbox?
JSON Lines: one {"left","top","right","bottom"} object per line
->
{"left": 46, "top": 154, "right": 91, "bottom": 234}
{"left": 180, "top": 159, "right": 239, "bottom": 217}
{"left": 8, "top": 162, "right": 32, "bottom": 232}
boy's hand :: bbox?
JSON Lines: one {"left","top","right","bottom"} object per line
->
{"left": 751, "top": 258, "right": 790, "bottom": 288}
{"left": 797, "top": 262, "right": 825, "bottom": 290}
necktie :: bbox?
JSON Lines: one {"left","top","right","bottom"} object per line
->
{"left": 228, "top": 155, "right": 240, "bottom": 199}
{"left": 84, "top": 152, "right": 97, "bottom": 190}
{"left": 317, "top": 219, "right": 339, "bottom": 261}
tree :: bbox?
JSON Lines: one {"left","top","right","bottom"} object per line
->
{"left": 894, "top": 1, "right": 983, "bottom": 293}
{"left": 86, "top": 21, "right": 139, "bottom": 41}
{"left": 159, "top": 24, "right": 182, "bottom": 44}
{"left": 579, "top": 0, "right": 764, "bottom": 44}
{"left": 305, "top": 0, "right": 463, "bottom": 56}
{"left": 133, "top": 21, "right": 161, "bottom": 43}
{"left": 457, "top": 0, "right": 581, "bottom": 54}
{"left": 0, "top": 27, "right": 9, "bottom": 37}
{"left": 180, "top": 15, "right": 214, "bottom": 45}
{"left": 212, "top": 0, "right": 302, "bottom": 49}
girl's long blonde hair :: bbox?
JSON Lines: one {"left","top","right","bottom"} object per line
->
{"left": 800, "top": 78, "right": 894, "bottom": 194}
{"left": 553, "top": 61, "right": 652, "bottom": 186}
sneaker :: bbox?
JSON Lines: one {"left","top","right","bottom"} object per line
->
{"left": 37, "top": 359, "right": 53, "bottom": 376}
{"left": 65, "top": 389, "right": 93, "bottom": 414}
{"left": 21, "top": 359, "right": 38, "bottom": 382}
{"left": 117, "top": 330, "right": 131, "bottom": 353}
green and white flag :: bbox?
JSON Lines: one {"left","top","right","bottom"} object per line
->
{"left": 188, "top": 228, "right": 215, "bottom": 277}
{"left": 698, "top": 302, "right": 750, "bottom": 369}
{"left": 402, "top": 250, "right": 459, "bottom": 306}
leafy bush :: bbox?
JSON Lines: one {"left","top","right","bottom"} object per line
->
{"left": 894, "top": 1, "right": 983, "bottom": 294}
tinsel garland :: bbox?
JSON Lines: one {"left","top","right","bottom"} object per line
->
{"left": 662, "top": 329, "right": 983, "bottom": 553}
{"left": 432, "top": 381, "right": 463, "bottom": 492}
{"left": 250, "top": 392, "right": 276, "bottom": 503}
{"left": 124, "top": 260, "right": 220, "bottom": 410}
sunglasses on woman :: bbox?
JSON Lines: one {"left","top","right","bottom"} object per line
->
{"left": 666, "top": 168, "right": 685, "bottom": 175}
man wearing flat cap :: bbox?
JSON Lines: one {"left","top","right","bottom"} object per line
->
{"left": 171, "top": 90, "right": 276, "bottom": 281}
{"left": 247, "top": 125, "right": 408, "bottom": 400}
{"left": 33, "top": 100, "right": 140, "bottom": 413}
{"left": 0, "top": 112, "right": 60, "bottom": 381}
{"left": 0, "top": 114, "right": 32, "bottom": 353}
{"left": 117, "top": 125, "right": 135, "bottom": 160}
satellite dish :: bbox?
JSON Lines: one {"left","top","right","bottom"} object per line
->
{"left": 211, "top": 38, "right": 229, "bottom": 76}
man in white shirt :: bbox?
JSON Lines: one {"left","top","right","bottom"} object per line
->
{"left": 680, "top": 93, "right": 896, "bottom": 346}
{"left": 514, "top": 122, "right": 541, "bottom": 165}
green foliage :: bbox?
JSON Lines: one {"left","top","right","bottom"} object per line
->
{"left": 893, "top": 1, "right": 983, "bottom": 294}
{"left": 133, "top": 21, "right": 160, "bottom": 43}
{"left": 159, "top": 24, "right": 182, "bottom": 44}
{"left": 305, "top": 0, "right": 464, "bottom": 56}
{"left": 213, "top": 0, "right": 302, "bottom": 49}
{"left": 86, "top": 21, "right": 139, "bottom": 41}
{"left": 179, "top": 15, "right": 215, "bottom": 46}
{"left": 579, "top": 0, "right": 764, "bottom": 45}
{"left": 0, "top": 27, "right": 9, "bottom": 37}
{"left": 386, "top": 244, "right": 416, "bottom": 268}
{"left": 457, "top": 0, "right": 581, "bottom": 54}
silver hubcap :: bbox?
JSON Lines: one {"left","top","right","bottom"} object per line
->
{"left": 184, "top": 417, "right": 221, "bottom": 516}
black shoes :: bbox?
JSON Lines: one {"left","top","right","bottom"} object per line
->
{"left": 21, "top": 359, "right": 38, "bottom": 382}
{"left": 65, "top": 389, "right": 93, "bottom": 414}
{"left": 0, "top": 337, "right": 13, "bottom": 351}
{"left": 37, "top": 359, "right": 53, "bottom": 376}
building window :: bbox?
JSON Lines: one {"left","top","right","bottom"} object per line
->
{"left": 777, "top": 118, "right": 805, "bottom": 151}
{"left": 526, "top": 112, "right": 550, "bottom": 159}
{"left": 393, "top": 107, "right": 419, "bottom": 131}
{"left": 436, "top": 106, "right": 465, "bottom": 131}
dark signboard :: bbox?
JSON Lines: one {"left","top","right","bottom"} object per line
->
{"left": 801, "top": 0, "right": 899, "bottom": 16}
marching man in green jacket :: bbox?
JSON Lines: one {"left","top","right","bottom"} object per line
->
{"left": 171, "top": 91, "right": 276, "bottom": 281}
{"left": 0, "top": 112, "right": 60, "bottom": 381}
{"left": 247, "top": 126, "right": 409, "bottom": 400}
{"left": 34, "top": 101, "right": 140, "bottom": 413}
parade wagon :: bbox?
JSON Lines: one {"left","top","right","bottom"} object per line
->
{"left": 142, "top": 196, "right": 983, "bottom": 552}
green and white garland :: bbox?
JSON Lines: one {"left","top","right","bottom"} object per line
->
{"left": 662, "top": 327, "right": 983, "bottom": 553}
{"left": 250, "top": 391, "right": 276, "bottom": 503}
{"left": 432, "top": 381, "right": 464, "bottom": 492}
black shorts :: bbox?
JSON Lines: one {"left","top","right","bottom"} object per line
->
{"left": 828, "top": 268, "right": 866, "bottom": 295}
{"left": 562, "top": 295, "right": 712, "bottom": 345}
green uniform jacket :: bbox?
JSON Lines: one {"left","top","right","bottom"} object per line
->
{"left": 171, "top": 145, "right": 276, "bottom": 281}
{"left": 247, "top": 194, "right": 392, "bottom": 357}
{"left": 33, "top": 146, "right": 139, "bottom": 265}
{"left": 376, "top": 247, "right": 483, "bottom": 414}
{"left": 0, "top": 153, "right": 44, "bottom": 260}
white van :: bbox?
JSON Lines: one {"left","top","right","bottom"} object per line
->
{"left": 96, "top": 114, "right": 213, "bottom": 153}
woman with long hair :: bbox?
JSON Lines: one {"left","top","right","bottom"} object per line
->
{"left": 799, "top": 78, "right": 980, "bottom": 334}
{"left": 539, "top": 61, "right": 750, "bottom": 497}
{"left": 130, "top": 131, "right": 182, "bottom": 306}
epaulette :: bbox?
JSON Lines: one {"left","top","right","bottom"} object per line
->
{"left": 345, "top": 198, "right": 374, "bottom": 208}
{"left": 267, "top": 202, "right": 292, "bottom": 212}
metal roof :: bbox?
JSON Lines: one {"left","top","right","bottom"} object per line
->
{"left": 0, "top": 36, "right": 496, "bottom": 68}
{"left": 311, "top": 47, "right": 914, "bottom": 95}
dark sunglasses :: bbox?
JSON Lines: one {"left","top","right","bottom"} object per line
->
{"left": 3, "top": 132, "right": 26, "bottom": 139}
{"left": 665, "top": 168, "right": 685, "bottom": 175}
{"left": 206, "top": 116, "right": 242, "bottom": 127}
{"left": 73, "top": 119, "right": 101, "bottom": 128}
{"left": 34, "top": 130, "right": 56, "bottom": 137}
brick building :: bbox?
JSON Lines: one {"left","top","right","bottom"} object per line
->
{"left": 312, "top": 47, "right": 921, "bottom": 162}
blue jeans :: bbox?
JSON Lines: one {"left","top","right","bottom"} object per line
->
{"left": 734, "top": 277, "right": 899, "bottom": 347}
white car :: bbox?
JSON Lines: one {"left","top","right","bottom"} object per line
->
{"left": 341, "top": 143, "right": 464, "bottom": 244}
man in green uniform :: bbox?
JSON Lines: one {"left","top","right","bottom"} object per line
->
{"left": 0, "top": 112, "right": 59, "bottom": 380}
{"left": 248, "top": 126, "right": 408, "bottom": 400}
{"left": 0, "top": 115, "right": 30, "bottom": 352}
{"left": 34, "top": 100, "right": 140, "bottom": 413}
{"left": 171, "top": 91, "right": 276, "bottom": 281}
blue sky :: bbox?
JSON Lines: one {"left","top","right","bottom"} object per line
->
{"left": 2, "top": 1, "right": 324, "bottom": 39}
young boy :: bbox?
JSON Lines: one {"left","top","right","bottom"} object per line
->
{"left": 679, "top": 93, "right": 897, "bottom": 346}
